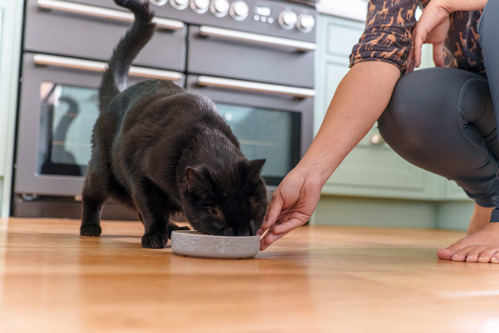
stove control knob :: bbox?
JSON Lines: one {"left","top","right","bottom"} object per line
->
{"left": 210, "top": 0, "right": 229, "bottom": 17}
{"left": 278, "top": 10, "right": 298, "bottom": 30}
{"left": 230, "top": 1, "right": 249, "bottom": 21}
{"left": 297, "top": 14, "right": 315, "bottom": 32}
{"left": 150, "top": 0, "right": 168, "bottom": 6}
{"left": 191, "top": 0, "right": 210, "bottom": 13}
{"left": 169, "top": 0, "right": 188, "bottom": 9}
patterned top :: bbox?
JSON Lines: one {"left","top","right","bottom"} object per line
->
{"left": 349, "top": 0, "right": 484, "bottom": 75}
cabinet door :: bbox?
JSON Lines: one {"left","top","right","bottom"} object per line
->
{"left": 322, "top": 127, "right": 439, "bottom": 199}
{"left": 314, "top": 14, "right": 440, "bottom": 200}
{"left": 314, "top": 16, "right": 362, "bottom": 134}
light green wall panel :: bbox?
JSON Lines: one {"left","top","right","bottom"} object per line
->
{"left": 436, "top": 201, "right": 475, "bottom": 230}
{"left": 312, "top": 196, "right": 438, "bottom": 229}
{"left": 312, "top": 196, "right": 472, "bottom": 232}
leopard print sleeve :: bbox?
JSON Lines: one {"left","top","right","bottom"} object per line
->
{"left": 350, "top": 0, "right": 420, "bottom": 73}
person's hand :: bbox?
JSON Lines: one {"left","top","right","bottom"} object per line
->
{"left": 409, "top": 0, "right": 451, "bottom": 72}
{"left": 257, "top": 166, "right": 323, "bottom": 250}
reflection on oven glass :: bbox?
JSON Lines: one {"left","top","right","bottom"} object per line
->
{"left": 36, "top": 85, "right": 299, "bottom": 185}
{"left": 38, "top": 82, "right": 98, "bottom": 177}
{"left": 217, "top": 103, "right": 299, "bottom": 185}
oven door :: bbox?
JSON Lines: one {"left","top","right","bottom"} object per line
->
{"left": 15, "top": 52, "right": 184, "bottom": 197}
{"left": 186, "top": 75, "right": 314, "bottom": 187}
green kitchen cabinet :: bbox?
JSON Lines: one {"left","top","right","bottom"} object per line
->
{"left": 0, "top": 0, "right": 23, "bottom": 217}
{"left": 314, "top": 14, "right": 444, "bottom": 200}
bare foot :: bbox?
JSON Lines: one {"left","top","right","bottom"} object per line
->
{"left": 437, "top": 204, "right": 497, "bottom": 263}
{"left": 437, "top": 223, "right": 499, "bottom": 263}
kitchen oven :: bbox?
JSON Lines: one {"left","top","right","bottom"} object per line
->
{"left": 13, "top": 0, "right": 316, "bottom": 218}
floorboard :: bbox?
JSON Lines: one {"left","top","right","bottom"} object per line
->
{"left": 1, "top": 218, "right": 499, "bottom": 333}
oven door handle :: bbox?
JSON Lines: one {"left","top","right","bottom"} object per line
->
{"left": 37, "top": 0, "right": 184, "bottom": 31}
{"left": 197, "top": 76, "right": 316, "bottom": 98}
{"left": 199, "top": 26, "right": 316, "bottom": 52}
{"left": 33, "top": 54, "right": 184, "bottom": 82}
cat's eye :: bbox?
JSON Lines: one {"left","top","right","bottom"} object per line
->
{"left": 208, "top": 208, "right": 223, "bottom": 218}
{"left": 249, "top": 178, "right": 261, "bottom": 186}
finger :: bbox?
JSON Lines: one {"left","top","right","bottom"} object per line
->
{"left": 413, "top": 36, "right": 423, "bottom": 68}
{"left": 412, "top": 27, "right": 425, "bottom": 68}
{"left": 432, "top": 42, "right": 445, "bottom": 67}
{"left": 273, "top": 217, "right": 308, "bottom": 235}
{"left": 260, "top": 226, "right": 288, "bottom": 251}
{"left": 406, "top": 48, "right": 415, "bottom": 74}
{"left": 257, "top": 192, "right": 284, "bottom": 234}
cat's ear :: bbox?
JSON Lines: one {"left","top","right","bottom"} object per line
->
{"left": 247, "top": 159, "right": 266, "bottom": 181}
{"left": 185, "top": 166, "right": 212, "bottom": 193}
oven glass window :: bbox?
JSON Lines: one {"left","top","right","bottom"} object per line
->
{"left": 217, "top": 103, "right": 300, "bottom": 186}
{"left": 36, "top": 83, "right": 300, "bottom": 185}
{"left": 38, "top": 82, "right": 98, "bottom": 177}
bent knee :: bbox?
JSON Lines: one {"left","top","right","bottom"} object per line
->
{"left": 378, "top": 68, "right": 489, "bottom": 159}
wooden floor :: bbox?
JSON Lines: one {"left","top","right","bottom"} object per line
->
{"left": 1, "top": 219, "right": 499, "bottom": 333}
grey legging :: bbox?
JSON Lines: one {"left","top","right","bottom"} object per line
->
{"left": 378, "top": 0, "right": 499, "bottom": 221}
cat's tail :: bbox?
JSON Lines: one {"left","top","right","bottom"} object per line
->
{"left": 98, "top": 0, "right": 156, "bottom": 111}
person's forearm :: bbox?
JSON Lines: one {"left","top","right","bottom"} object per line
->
{"left": 440, "top": 0, "right": 487, "bottom": 12}
{"left": 298, "top": 61, "right": 401, "bottom": 184}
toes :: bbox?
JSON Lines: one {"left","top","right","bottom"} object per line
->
{"left": 142, "top": 232, "right": 168, "bottom": 248}
{"left": 451, "top": 246, "right": 475, "bottom": 262}
{"left": 465, "top": 247, "right": 485, "bottom": 262}
{"left": 477, "top": 249, "right": 497, "bottom": 263}
{"left": 437, "top": 239, "right": 467, "bottom": 260}
{"left": 80, "top": 224, "right": 102, "bottom": 237}
{"left": 436, "top": 248, "right": 455, "bottom": 260}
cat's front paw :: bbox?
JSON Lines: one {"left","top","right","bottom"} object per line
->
{"left": 80, "top": 224, "right": 102, "bottom": 237}
{"left": 141, "top": 232, "right": 168, "bottom": 248}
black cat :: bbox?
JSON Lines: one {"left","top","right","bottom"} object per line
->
{"left": 80, "top": 0, "right": 268, "bottom": 248}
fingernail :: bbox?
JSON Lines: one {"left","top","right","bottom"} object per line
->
{"left": 256, "top": 229, "right": 263, "bottom": 236}
{"left": 492, "top": 257, "right": 498, "bottom": 263}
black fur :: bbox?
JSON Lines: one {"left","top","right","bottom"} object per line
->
{"left": 80, "top": 0, "right": 267, "bottom": 248}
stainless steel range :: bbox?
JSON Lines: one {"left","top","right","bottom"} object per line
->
{"left": 13, "top": 0, "right": 317, "bottom": 218}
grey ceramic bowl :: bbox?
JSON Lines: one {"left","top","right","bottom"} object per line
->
{"left": 171, "top": 230, "right": 260, "bottom": 259}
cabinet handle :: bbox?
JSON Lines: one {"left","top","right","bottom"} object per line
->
{"left": 37, "top": 0, "right": 184, "bottom": 31}
{"left": 33, "top": 54, "right": 184, "bottom": 81}
{"left": 197, "top": 76, "right": 316, "bottom": 98}
{"left": 369, "top": 133, "right": 385, "bottom": 145}
{"left": 199, "top": 26, "right": 316, "bottom": 52}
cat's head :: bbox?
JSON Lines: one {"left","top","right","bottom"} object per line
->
{"left": 182, "top": 159, "right": 267, "bottom": 236}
